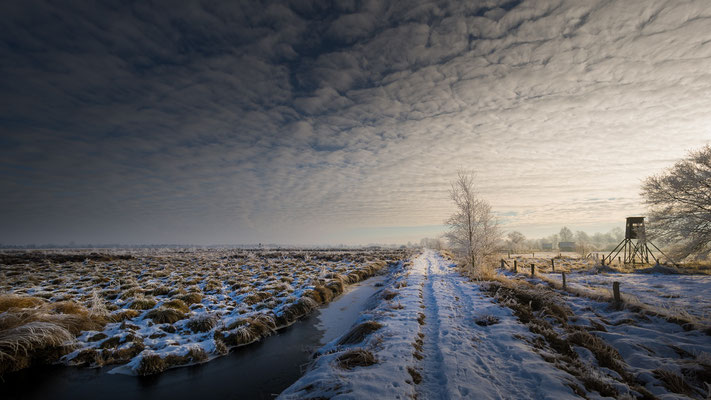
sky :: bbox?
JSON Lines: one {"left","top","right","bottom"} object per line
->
{"left": 1, "top": 0, "right": 710, "bottom": 246}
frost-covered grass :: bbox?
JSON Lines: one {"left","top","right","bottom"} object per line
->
{"left": 0, "top": 248, "right": 405, "bottom": 376}
{"left": 543, "top": 270, "right": 711, "bottom": 323}
{"left": 496, "top": 270, "right": 711, "bottom": 398}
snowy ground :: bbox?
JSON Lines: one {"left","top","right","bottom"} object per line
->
{"left": 543, "top": 271, "right": 711, "bottom": 322}
{"left": 281, "top": 250, "right": 582, "bottom": 399}
{"left": 281, "top": 250, "right": 711, "bottom": 399}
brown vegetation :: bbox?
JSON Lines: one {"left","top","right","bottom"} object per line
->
{"left": 338, "top": 321, "right": 383, "bottom": 346}
{"left": 0, "top": 248, "right": 406, "bottom": 376}
{"left": 146, "top": 308, "right": 186, "bottom": 324}
{"left": 336, "top": 348, "right": 377, "bottom": 369}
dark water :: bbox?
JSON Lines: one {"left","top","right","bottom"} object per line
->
{"left": 0, "top": 275, "right": 385, "bottom": 400}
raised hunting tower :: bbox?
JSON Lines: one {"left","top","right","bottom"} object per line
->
{"left": 603, "top": 217, "right": 670, "bottom": 265}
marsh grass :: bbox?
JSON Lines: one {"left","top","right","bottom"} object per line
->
{"left": 0, "top": 321, "right": 75, "bottom": 374}
{"left": 146, "top": 307, "right": 185, "bottom": 324}
{"left": 0, "top": 295, "right": 45, "bottom": 312}
{"left": 338, "top": 321, "right": 383, "bottom": 346}
{"left": 336, "top": 348, "right": 377, "bottom": 369}
{"left": 163, "top": 299, "right": 190, "bottom": 313}
{"left": 128, "top": 297, "right": 157, "bottom": 310}
{"left": 187, "top": 314, "right": 218, "bottom": 333}
{"left": 0, "top": 248, "right": 405, "bottom": 376}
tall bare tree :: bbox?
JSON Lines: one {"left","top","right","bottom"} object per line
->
{"left": 444, "top": 171, "right": 500, "bottom": 277}
{"left": 642, "top": 144, "right": 711, "bottom": 259}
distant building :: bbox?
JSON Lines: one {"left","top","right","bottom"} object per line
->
{"left": 541, "top": 242, "right": 553, "bottom": 250}
{"left": 558, "top": 242, "right": 576, "bottom": 252}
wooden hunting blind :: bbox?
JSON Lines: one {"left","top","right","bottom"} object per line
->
{"left": 625, "top": 216, "right": 645, "bottom": 239}
{"left": 604, "top": 217, "right": 670, "bottom": 265}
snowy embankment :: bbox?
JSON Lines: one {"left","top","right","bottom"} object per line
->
{"left": 280, "top": 250, "right": 581, "bottom": 399}
{"left": 512, "top": 270, "right": 711, "bottom": 398}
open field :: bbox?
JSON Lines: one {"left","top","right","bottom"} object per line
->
{"left": 0, "top": 248, "right": 406, "bottom": 376}
{"left": 3, "top": 248, "right": 710, "bottom": 399}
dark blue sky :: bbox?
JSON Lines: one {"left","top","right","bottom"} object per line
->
{"left": 1, "top": 0, "right": 709, "bottom": 245}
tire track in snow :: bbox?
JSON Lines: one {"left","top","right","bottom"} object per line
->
{"left": 418, "top": 252, "right": 451, "bottom": 400}
{"left": 414, "top": 250, "right": 580, "bottom": 399}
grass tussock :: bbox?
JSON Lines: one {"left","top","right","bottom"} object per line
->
{"left": 567, "top": 330, "right": 626, "bottom": 376}
{"left": 382, "top": 290, "right": 398, "bottom": 300}
{"left": 0, "top": 295, "right": 45, "bottom": 312}
{"left": 407, "top": 366, "right": 422, "bottom": 384}
{"left": 187, "top": 314, "right": 218, "bottom": 333}
{"left": 110, "top": 309, "right": 141, "bottom": 322}
{"left": 128, "top": 297, "right": 157, "bottom": 310}
{"left": 178, "top": 292, "right": 202, "bottom": 305}
{"left": 137, "top": 353, "right": 166, "bottom": 375}
{"left": 0, "top": 321, "right": 75, "bottom": 374}
{"left": 653, "top": 369, "right": 697, "bottom": 396}
{"left": 275, "top": 297, "right": 318, "bottom": 326}
{"left": 336, "top": 348, "right": 377, "bottom": 369}
{"left": 145, "top": 308, "right": 186, "bottom": 324}
{"left": 137, "top": 347, "right": 209, "bottom": 376}
{"left": 338, "top": 321, "right": 383, "bottom": 346}
{"left": 48, "top": 301, "right": 87, "bottom": 315}
{"left": 163, "top": 299, "right": 190, "bottom": 313}
{"left": 219, "top": 313, "right": 277, "bottom": 347}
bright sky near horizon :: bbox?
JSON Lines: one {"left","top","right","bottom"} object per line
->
{"left": 1, "top": 0, "right": 710, "bottom": 246}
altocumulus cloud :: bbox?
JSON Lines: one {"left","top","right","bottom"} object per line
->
{"left": 1, "top": 0, "right": 710, "bottom": 245}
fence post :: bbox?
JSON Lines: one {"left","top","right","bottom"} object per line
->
{"left": 532, "top": 252, "right": 535, "bottom": 258}
{"left": 562, "top": 271, "right": 566, "bottom": 290}
{"left": 613, "top": 281, "right": 621, "bottom": 303}
{"left": 514, "top": 260, "right": 517, "bottom": 273}
{"left": 551, "top": 258, "right": 555, "bottom": 272}
{"left": 530, "top": 263, "right": 535, "bottom": 277}
{"left": 601, "top": 256, "right": 605, "bottom": 266}
{"left": 500, "top": 259, "right": 505, "bottom": 270}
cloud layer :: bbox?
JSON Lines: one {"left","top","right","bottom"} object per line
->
{"left": 1, "top": 0, "right": 710, "bottom": 245}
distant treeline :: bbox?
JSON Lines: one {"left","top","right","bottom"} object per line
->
{"left": 421, "top": 226, "right": 626, "bottom": 254}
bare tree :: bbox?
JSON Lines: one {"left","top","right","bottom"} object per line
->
{"left": 506, "top": 231, "right": 526, "bottom": 253}
{"left": 559, "top": 226, "right": 574, "bottom": 242}
{"left": 642, "top": 144, "right": 711, "bottom": 259}
{"left": 444, "top": 171, "right": 500, "bottom": 277}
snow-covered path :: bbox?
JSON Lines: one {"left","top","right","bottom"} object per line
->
{"left": 415, "top": 250, "right": 577, "bottom": 399}
{"left": 280, "top": 251, "right": 581, "bottom": 399}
